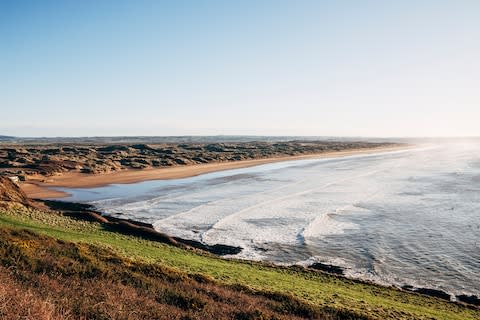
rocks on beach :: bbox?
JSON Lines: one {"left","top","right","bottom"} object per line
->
{"left": 402, "top": 285, "right": 452, "bottom": 301}
{"left": 39, "top": 199, "right": 243, "bottom": 257}
{"left": 309, "top": 262, "right": 345, "bottom": 275}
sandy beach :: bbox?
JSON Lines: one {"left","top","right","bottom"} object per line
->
{"left": 20, "top": 145, "right": 409, "bottom": 199}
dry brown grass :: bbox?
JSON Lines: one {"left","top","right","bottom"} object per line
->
{"left": 0, "top": 270, "right": 71, "bottom": 320}
{"left": 0, "top": 227, "right": 367, "bottom": 320}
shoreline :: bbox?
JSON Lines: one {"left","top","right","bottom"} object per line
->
{"left": 36, "top": 198, "right": 478, "bottom": 305}
{"left": 39, "top": 199, "right": 242, "bottom": 256}
{"left": 21, "top": 145, "right": 410, "bottom": 199}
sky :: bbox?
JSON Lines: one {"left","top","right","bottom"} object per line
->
{"left": 1, "top": 0, "right": 479, "bottom": 137}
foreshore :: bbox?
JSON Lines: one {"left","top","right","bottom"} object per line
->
{"left": 2, "top": 168, "right": 480, "bottom": 309}
{"left": 1, "top": 202, "right": 478, "bottom": 318}
{"left": 21, "top": 145, "right": 410, "bottom": 199}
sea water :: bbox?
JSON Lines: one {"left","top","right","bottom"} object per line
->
{"left": 58, "top": 142, "right": 480, "bottom": 298}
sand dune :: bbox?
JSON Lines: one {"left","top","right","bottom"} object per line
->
{"left": 21, "top": 145, "right": 408, "bottom": 198}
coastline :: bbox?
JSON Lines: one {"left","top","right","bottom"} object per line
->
{"left": 4, "top": 154, "right": 480, "bottom": 308}
{"left": 21, "top": 145, "right": 410, "bottom": 199}
{"left": 2, "top": 203, "right": 478, "bottom": 317}
{"left": 35, "top": 198, "right": 478, "bottom": 305}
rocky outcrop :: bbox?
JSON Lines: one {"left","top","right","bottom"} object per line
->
{"left": 40, "top": 200, "right": 243, "bottom": 256}
{"left": 456, "top": 294, "right": 480, "bottom": 306}
{"left": 309, "top": 262, "right": 344, "bottom": 275}
{"left": 402, "top": 285, "right": 451, "bottom": 301}
{"left": 0, "top": 176, "right": 29, "bottom": 206}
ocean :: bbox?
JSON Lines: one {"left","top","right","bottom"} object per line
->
{"left": 58, "top": 142, "right": 480, "bottom": 298}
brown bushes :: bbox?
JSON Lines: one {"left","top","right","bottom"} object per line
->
{"left": 0, "top": 271, "right": 70, "bottom": 320}
{"left": 0, "top": 227, "right": 369, "bottom": 319}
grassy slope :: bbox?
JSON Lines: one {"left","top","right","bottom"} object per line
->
{"left": 0, "top": 205, "right": 478, "bottom": 320}
{"left": 1, "top": 228, "right": 358, "bottom": 320}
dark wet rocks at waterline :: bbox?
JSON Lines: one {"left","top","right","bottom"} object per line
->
{"left": 402, "top": 286, "right": 452, "bottom": 301}
{"left": 308, "top": 262, "right": 345, "bottom": 275}
{"left": 40, "top": 200, "right": 243, "bottom": 256}
{"left": 401, "top": 286, "right": 480, "bottom": 305}
{"left": 307, "top": 262, "right": 480, "bottom": 307}
{"left": 456, "top": 294, "right": 480, "bottom": 306}
{"left": 307, "top": 263, "right": 480, "bottom": 307}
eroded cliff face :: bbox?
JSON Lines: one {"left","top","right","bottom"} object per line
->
{"left": 0, "top": 176, "right": 28, "bottom": 206}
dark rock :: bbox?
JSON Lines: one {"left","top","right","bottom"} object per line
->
{"left": 107, "top": 216, "right": 153, "bottom": 228}
{"left": 209, "top": 243, "right": 243, "bottom": 255}
{"left": 456, "top": 294, "right": 480, "bottom": 306}
{"left": 402, "top": 286, "right": 451, "bottom": 301}
{"left": 415, "top": 288, "right": 451, "bottom": 300}
{"left": 41, "top": 200, "right": 95, "bottom": 212}
{"left": 172, "top": 237, "right": 242, "bottom": 256}
{"left": 309, "top": 262, "right": 344, "bottom": 275}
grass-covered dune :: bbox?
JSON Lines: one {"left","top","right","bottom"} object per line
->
{"left": 0, "top": 204, "right": 478, "bottom": 320}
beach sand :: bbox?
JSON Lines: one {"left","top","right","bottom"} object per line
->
{"left": 21, "top": 145, "right": 408, "bottom": 199}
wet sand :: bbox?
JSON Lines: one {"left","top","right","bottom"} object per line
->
{"left": 21, "top": 146, "right": 408, "bottom": 199}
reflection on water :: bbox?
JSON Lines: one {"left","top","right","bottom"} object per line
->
{"left": 59, "top": 143, "right": 480, "bottom": 297}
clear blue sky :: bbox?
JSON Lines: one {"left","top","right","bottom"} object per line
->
{"left": 1, "top": 0, "right": 479, "bottom": 137}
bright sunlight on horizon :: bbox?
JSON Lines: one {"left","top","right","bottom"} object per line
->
{"left": 1, "top": 1, "right": 479, "bottom": 137}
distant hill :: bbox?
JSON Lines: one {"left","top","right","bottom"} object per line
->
{"left": 0, "top": 135, "right": 400, "bottom": 144}
{"left": 0, "top": 135, "right": 15, "bottom": 141}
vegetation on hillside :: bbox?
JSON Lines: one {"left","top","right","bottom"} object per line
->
{"left": 0, "top": 204, "right": 478, "bottom": 320}
{"left": 0, "top": 227, "right": 366, "bottom": 320}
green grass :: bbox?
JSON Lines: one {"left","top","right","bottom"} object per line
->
{"left": 0, "top": 205, "right": 478, "bottom": 320}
